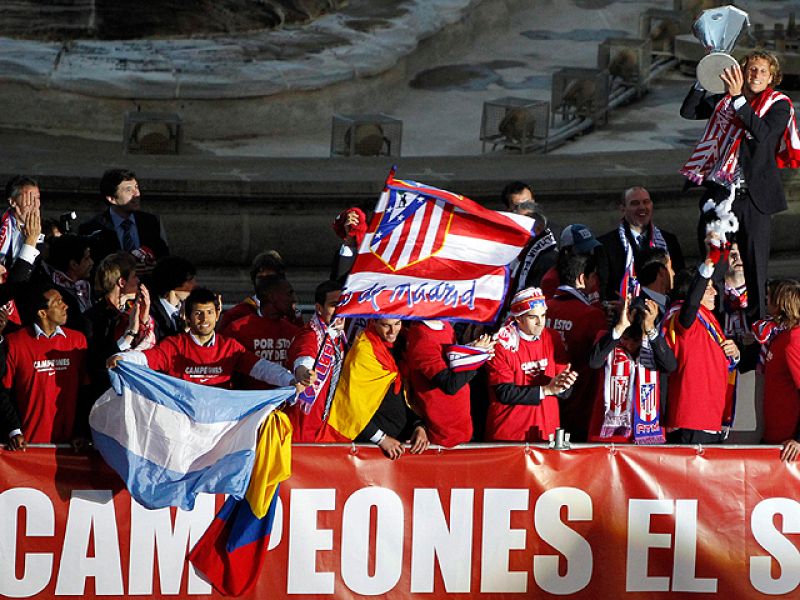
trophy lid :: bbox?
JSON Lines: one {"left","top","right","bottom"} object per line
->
{"left": 693, "top": 5, "right": 750, "bottom": 54}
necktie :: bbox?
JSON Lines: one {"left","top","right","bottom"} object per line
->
{"left": 120, "top": 219, "right": 135, "bottom": 252}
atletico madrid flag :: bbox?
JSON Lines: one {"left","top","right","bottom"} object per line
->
{"left": 336, "top": 168, "right": 535, "bottom": 324}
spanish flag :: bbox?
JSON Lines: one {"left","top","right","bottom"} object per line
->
{"left": 317, "top": 328, "right": 401, "bottom": 442}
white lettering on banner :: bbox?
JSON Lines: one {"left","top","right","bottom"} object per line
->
{"left": 480, "top": 488, "right": 529, "bottom": 593}
{"left": 750, "top": 498, "right": 800, "bottom": 595}
{"left": 341, "top": 487, "right": 404, "bottom": 595}
{"left": 128, "top": 494, "right": 215, "bottom": 595}
{"left": 533, "top": 487, "right": 593, "bottom": 594}
{"left": 268, "top": 497, "right": 284, "bottom": 550}
{"left": 0, "top": 488, "right": 54, "bottom": 597}
{"left": 627, "top": 499, "right": 672, "bottom": 592}
{"left": 55, "top": 490, "right": 124, "bottom": 595}
{"left": 672, "top": 500, "right": 716, "bottom": 592}
{"left": 626, "top": 499, "right": 717, "bottom": 593}
{"left": 287, "top": 488, "right": 335, "bottom": 594}
{"left": 410, "top": 489, "right": 474, "bottom": 593}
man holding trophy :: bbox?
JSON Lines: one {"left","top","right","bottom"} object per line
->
{"left": 680, "top": 6, "right": 800, "bottom": 324}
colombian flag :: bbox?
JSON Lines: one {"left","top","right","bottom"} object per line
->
{"left": 189, "top": 410, "right": 292, "bottom": 596}
{"left": 316, "top": 327, "right": 400, "bottom": 442}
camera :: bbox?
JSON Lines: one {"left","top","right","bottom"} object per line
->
{"left": 59, "top": 211, "right": 78, "bottom": 233}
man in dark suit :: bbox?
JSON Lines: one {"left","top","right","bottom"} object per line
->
{"left": 149, "top": 255, "right": 196, "bottom": 341}
{"left": 79, "top": 168, "right": 169, "bottom": 268}
{"left": 597, "top": 186, "right": 684, "bottom": 302}
{"left": 680, "top": 50, "right": 798, "bottom": 323}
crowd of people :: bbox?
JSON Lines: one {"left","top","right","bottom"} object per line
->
{"left": 1, "top": 50, "right": 799, "bottom": 462}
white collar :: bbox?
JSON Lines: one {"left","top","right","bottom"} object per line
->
{"left": 33, "top": 324, "right": 66, "bottom": 339}
{"left": 188, "top": 331, "right": 215, "bottom": 347}
{"left": 518, "top": 328, "right": 540, "bottom": 342}
{"left": 159, "top": 297, "right": 180, "bottom": 317}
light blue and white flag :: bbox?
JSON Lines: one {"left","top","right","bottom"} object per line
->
{"left": 89, "top": 361, "right": 294, "bottom": 511}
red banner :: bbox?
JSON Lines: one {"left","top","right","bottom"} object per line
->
{"left": 1, "top": 445, "right": 799, "bottom": 599}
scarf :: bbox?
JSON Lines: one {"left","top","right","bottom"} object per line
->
{"left": 51, "top": 268, "right": 92, "bottom": 313}
{"left": 723, "top": 282, "right": 748, "bottom": 340}
{"left": 618, "top": 221, "right": 668, "bottom": 299}
{"left": 600, "top": 344, "right": 664, "bottom": 444}
{"left": 496, "top": 318, "right": 521, "bottom": 352}
{"left": 513, "top": 229, "right": 557, "bottom": 295}
{"left": 0, "top": 210, "right": 21, "bottom": 269}
{"left": 296, "top": 315, "right": 346, "bottom": 419}
{"left": 681, "top": 88, "right": 800, "bottom": 187}
{"left": 446, "top": 344, "right": 492, "bottom": 371}
{"left": 752, "top": 317, "right": 784, "bottom": 374}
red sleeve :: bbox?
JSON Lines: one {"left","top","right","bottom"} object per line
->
{"left": 1, "top": 336, "right": 17, "bottom": 388}
{"left": 287, "top": 327, "right": 317, "bottom": 367}
{"left": 786, "top": 329, "right": 800, "bottom": 391}
{"left": 486, "top": 345, "right": 516, "bottom": 385}
{"left": 406, "top": 326, "right": 448, "bottom": 380}
{"left": 229, "top": 337, "right": 259, "bottom": 375}
{"left": 143, "top": 339, "right": 174, "bottom": 372}
{"left": 550, "top": 329, "right": 570, "bottom": 370}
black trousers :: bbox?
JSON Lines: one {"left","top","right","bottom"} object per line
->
{"left": 666, "top": 429, "right": 725, "bottom": 445}
{"left": 697, "top": 186, "right": 769, "bottom": 324}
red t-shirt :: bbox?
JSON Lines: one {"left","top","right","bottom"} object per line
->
{"left": 285, "top": 321, "right": 344, "bottom": 443}
{"left": 142, "top": 332, "right": 258, "bottom": 388}
{"left": 3, "top": 326, "right": 87, "bottom": 443}
{"left": 540, "top": 267, "right": 560, "bottom": 299}
{"left": 221, "top": 314, "right": 300, "bottom": 389}
{"left": 217, "top": 299, "right": 257, "bottom": 333}
{"left": 405, "top": 322, "right": 472, "bottom": 448}
{"left": 546, "top": 289, "right": 607, "bottom": 441}
{"left": 665, "top": 305, "right": 729, "bottom": 431}
{"left": 485, "top": 327, "right": 567, "bottom": 442}
{"left": 762, "top": 326, "right": 800, "bottom": 444}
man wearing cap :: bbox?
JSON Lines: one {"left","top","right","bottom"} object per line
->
{"left": 539, "top": 224, "right": 603, "bottom": 299}
{"left": 545, "top": 250, "right": 607, "bottom": 442}
{"left": 485, "top": 287, "right": 577, "bottom": 442}
{"left": 597, "top": 186, "right": 684, "bottom": 302}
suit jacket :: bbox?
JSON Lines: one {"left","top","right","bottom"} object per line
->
{"left": 78, "top": 208, "right": 169, "bottom": 264}
{"left": 597, "top": 224, "right": 684, "bottom": 302}
{"left": 680, "top": 86, "right": 790, "bottom": 215}
{"left": 150, "top": 299, "right": 184, "bottom": 341}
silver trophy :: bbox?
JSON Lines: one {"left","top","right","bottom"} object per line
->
{"left": 693, "top": 5, "right": 750, "bottom": 94}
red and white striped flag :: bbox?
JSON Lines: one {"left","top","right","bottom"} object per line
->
{"left": 336, "top": 169, "right": 534, "bottom": 324}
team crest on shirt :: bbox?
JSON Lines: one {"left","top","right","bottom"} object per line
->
{"left": 369, "top": 190, "right": 454, "bottom": 272}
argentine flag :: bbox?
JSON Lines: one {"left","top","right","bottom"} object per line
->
{"left": 89, "top": 361, "right": 293, "bottom": 511}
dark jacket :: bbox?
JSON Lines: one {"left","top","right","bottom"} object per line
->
{"left": 680, "top": 86, "right": 790, "bottom": 215}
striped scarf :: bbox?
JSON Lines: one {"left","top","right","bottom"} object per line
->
{"left": 681, "top": 89, "right": 800, "bottom": 187}
{"left": 752, "top": 317, "right": 783, "bottom": 374}
{"left": 723, "top": 282, "right": 748, "bottom": 341}
{"left": 600, "top": 343, "right": 664, "bottom": 444}
{"left": 618, "top": 221, "right": 668, "bottom": 299}
{"left": 296, "top": 315, "right": 346, "bottom": 419}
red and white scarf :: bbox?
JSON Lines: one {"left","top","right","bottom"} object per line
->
{"left": 618, "top": 221, "right": 667, "bottom": 299}
{"left": 296, "top": 315, "right": 346, "bottom": 418}
{"left": 681, "top": 88, "right": 800, "bottom": 186}
{"left": 600, "top": 343, "right": 664, "bottom": 444}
